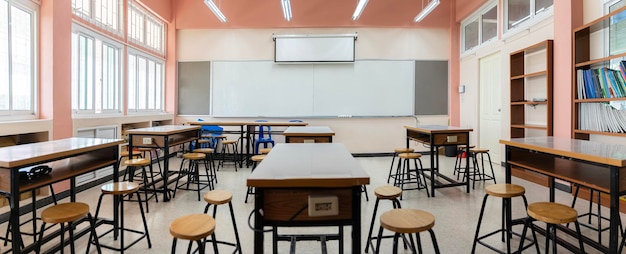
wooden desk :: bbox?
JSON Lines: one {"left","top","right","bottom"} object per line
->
{"left": 126, "top": 125, "right": 200, "bottom": 201}
{"left": 0, "top": 137, "right": 123, "bottom": 253}
{"left": 247, "top": 143, "right": 369, "bottom": 254}
{"left": 501, "top": 137, "right": 626, "bottom": 253}
{"left": 404, "top": 125, "right": 473, "bottom": 196}
{"left": 187, "top": 121, "right": 249, "bottom": 167}
{"left": 283, "top": 126, "right": 335, "bottom": 143}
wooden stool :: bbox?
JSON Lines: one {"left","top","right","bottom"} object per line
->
{"left": 259, "top": 147, "right": 272, "bottom": 154}
{"left": 518, "top": 202, "right": 585, "bottom": 254}
{"left": 170, "top": 214, "right": 216, "bottom": 254}
{"left": 387, "top": 148, "right": 414, "bottom": 184}
{"left": 175, "top": 153, "right": 211, "bottom": 201}
{"left": 219, "top": 139, "right": 239, "bottom": 171}
{"left": 203, "top": 190, "right": 242, "bottom": 254}
{"left": 36, "top": 202, "right": 102, "bottom": 254}
{"left": 454, "top": 145, "right": 475, "bottom": 178}
{"left": 465, "top": 148, "right": 496, "bottom": 189}
{"left": 118, "top": 150, "right": 142, "bottom": 167}
{"left": 393, "top": 153, "right": 429, "bottom": 198}
{"left": 375, "top": 209, "right": 440, "bottom": 254}
{"left": 124, "top": 158, "right": 158, "bottom": 212}
{"left": 471, "top": 184, "right": 534, "bottom": 254}
{"left": 365, "top": 186, "right": 409, "bottom": 253}
{"left": 245, "top": 155, "right": 266, "bottom": 203}
{"left": 2, "top": 185, "right": 58, "bottom": 248}
{"left": 138, "top": 147, "right": 163, "bottom": 178}
{"left": 88, "top": 182, "right": 151, "bottom": 253}
{"left": 569, "top": 185, "right": 618, "bottom": 244}
{"left": 193, "top": 148, "right": 218, "bottom": 189}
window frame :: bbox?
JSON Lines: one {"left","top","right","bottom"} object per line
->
{"left": 71, "top": 24, "right": 124, "bottom": 116}
{"left": 0, "top": 0, "right": 39, "bottom": 120}
{"left": 460, "top": 1, "right": 498, "bottom": 54}
{"left": 127, "top": 0, "right": 165, "bottom": 56}
{"left": 71, "top": 0, "right": 123, "bottom": 36}
{"left": 126, "top": 48, "right": 164, "bottom": 113}
{"left": 502, "top": 0, "right": 554, "bottom": 37}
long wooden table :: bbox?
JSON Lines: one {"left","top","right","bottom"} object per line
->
{"left": 0, "top": 137, "right": 123, "bottom": 253}
{"left": 501, "top": 137, "right": 626, "bottom": 253}
{"left": 405, "top": 125, "right": 473, "bottom": 196}
{"left": 283, "top": 126, "right": 335, "bottom": 143}
{"left": 247, "top": 143, "right": 370, "bottom": 254}
{"left": 126, "top": 125, "right": 200, "bottom": 201}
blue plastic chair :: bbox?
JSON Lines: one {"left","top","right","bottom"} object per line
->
{"left": 197, "top": 119, "right": 223, "bottom": 149}
{"left": 254, "top": 120, "right": 274, "bottom": 154}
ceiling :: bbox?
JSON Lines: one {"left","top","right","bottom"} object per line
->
{"left": 174, "top": 0, "right": 453, "bottom": 29}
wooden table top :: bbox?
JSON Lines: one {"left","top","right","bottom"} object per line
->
{"left": 247, "top": 143, "right": 369, "bottom": 188}
{"left": 404, "top": 125, "right": 474, "bottom": 134}
{"left": 0, "top": 138, "right": 123, "bottom": 168}
{"left": 126, "top": 125, "right": 200, "bottom": 135}
{"left": 283, "top": 126, "right": 335, "bottom": 136}
{"left": 188, "top": 121, "right": 309, "bottom": 127}
{"left": 500, "top": 136, "right": 626, "bottom": 167}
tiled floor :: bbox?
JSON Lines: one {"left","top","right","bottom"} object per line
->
{"left": 2, "top": 154, "right": 623, "bottom": 253}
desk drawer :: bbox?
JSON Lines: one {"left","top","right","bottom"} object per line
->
{"left": 262, "top": 188, "right": 352, "bottom": 222}
{"left": 286, "top": 137, "right": 332, "bottom": 143}
{"left": 431, "top": 133, "right": 467, "bottom": 146}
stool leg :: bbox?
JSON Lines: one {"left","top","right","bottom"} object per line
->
{"left": 36, "top": 222, "right": 46, "bottom": 254}
{"left": 392, "top": 233, "right": 400, "bottom": 254}
{"left": 485, "top": 152, "right": 496, "bottom": 184}
{"left": 171, "top": 238, "right": 178, "bottom": 254}
{"left": 387, "top": 153, "right": 397, "bottom": 184}
{"left": 414, "top": 232, "right": 422, "bottom": 254}
{"left": 574, "top": 221, "right": 585, "bottom": 254}
{"left": 228, "top": 202, "right": 242, "bottom": 254}
{"left": 365, "top": 198, "right": 380, "bottom": 253}
{"left": 87, "top": 213, "right": 103, "bottom": 254}
{"left": 375, "top": 226, "right": 384, "bottom": 254}
{"left": 428, "top": 229, "right": 441, "bottom": 254}
{"left": 471, "top": 194, "right": 489, "bottom": 254}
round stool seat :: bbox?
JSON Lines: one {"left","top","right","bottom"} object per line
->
{"left": 170, "top": 214, "right": 216, "bottom": 241}
{"left": 124, "top": 158, "right": 151, "bottom": 167}
{"left": 527, "top": 202, "right": 577, "bottom": 225}
{"left": 222, "top": 140, "right": 237, "bottom": 145}
{"left": 398, "top": 153, "right": 421, "bottom": 159}
{"left": 251, "top": 155, "right": 266, "bottom": 162}
{"left": 183, "top": 153, "right": 206, "bottom": 160}
{"left": 259, "top": 148, "right": 272, "bottom": 154}
{"left": 101, "top": 182, "right": 140, "bottom": 195}
{"left": 204, "top": 190, "right": 233, "bottom": 205}
{"left": 470, "top": 148, "right": 489, "bottom": 153}
{"left": 380, "top": 209, "right": 435, "bottom": 234}
{"left": 374, "top": 185, "right": 402, "bottom": 200}
{"left": 197, "top": 139, "right": 211, "bottom": 144}
{"left": 120, "top": 151, "right": 142, "bottom": 157}
{"left": 193, "top": 148, "right": 214, "bottom": 154}
{"left": 485, "top": 184, "right": 525, "bottom": 198}
{"left": 394, "top": 148, "right": 414, "bottom": 153}
{"left": 41, "top": 202, "right": 90, "bottom": 224}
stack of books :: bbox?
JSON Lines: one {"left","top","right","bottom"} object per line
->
{"left": 576, "top": 61, "right": 626, "bottom": 99}
{"left": 578, "top": 102, "right": 626, "bottom": 133}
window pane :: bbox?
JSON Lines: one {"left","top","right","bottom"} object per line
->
{"left": 507, "top": 0, "right": 530, "bottom": 29}
{"left": 610, "top": 3, "right": 626, "bottom": 55}
{"left": 101, "top": 44, "right": 118, "bottom": 110}
{"left": 71, "top": 33, "right": 78, "bottom": 110}
{"left": 0, "top": 1, "right": 8, "bottom": 110}
{"left": 137, "top": 57, "right": 147, "bottom": 109}
{"left": 11, "top": 6, "right": 32, "bottom": 110}
{"left": 155, "top": 63, "right": 162, "bottom": 109}
{"left": 78, "top": 35, "right": 94, "bottom": 110}
{"left": 128, "top": 54, "right": 136, "bottom": 110}
{"left": 481, "top": 6, "right": 497, "bottom": 43}
{"left": 535, "top": 0, "right": 553, "bottom": 14}
{"left": 147, "top": 60, "right": 155, "bottom": 109}
{"left": 464, "top": 20, "right": 479, "bottom": 51}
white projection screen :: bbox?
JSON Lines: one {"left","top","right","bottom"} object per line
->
{"left": 274, "top": 34, "right": 355, "bottom": 62}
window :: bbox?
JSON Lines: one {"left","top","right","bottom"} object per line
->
{"left": 504, "top": 0, "right": 553, "bottom": 34}
{"left": 127, "top": 50, "right": 163, "bottom": 112}
{"left": 0, "top": 0, "right": 37, "bottom": 119}
{"left": 71, "top": 25, "right": 122, "bottom": 114}
{"left": 128, "top": 1, "right": 165, "bottom": 55}
{"left": 608, "top": 0, "right": 626, "bottom": 55}
{"left": 72, "top": 0, "right": 122, "bottom": 35}
{"left": 461, "top": 1, "right": 497, "bottom": 53}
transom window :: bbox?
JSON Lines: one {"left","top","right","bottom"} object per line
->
{"left": 128, "top": 1, "right": 164, "bottom": 55}
{"left": 504, "top": 0, "right": 553, "bottom": 34}
{"left": 0, "top": 0, "right": 37, "bottom": 119}
{"left": 461, "top": 1, "right": 497, "bottom": 53}
{"left": 71, "top": 0, "right": 122, "bottom": 35}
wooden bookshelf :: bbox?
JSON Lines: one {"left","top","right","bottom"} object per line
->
{"left": 572, "top": 6, "right": 626, "bottom": 140}
{"left": 509, "top": 40, "right": 553, "bottom": 186}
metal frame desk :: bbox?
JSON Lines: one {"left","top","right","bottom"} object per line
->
{"left": 404, "top": 125, "right": 473, "bottom": 196}
{"left": 126, "top": 125, "right": 200, "bottom": 201}
{"left": 0, "top": 137, "right": 123, "bottom": 253}
{"left": 501, "top": 137, "right": 626, "bottom": 253}
{"left": 247, "top": 143, "right": 369, "bottom": 254}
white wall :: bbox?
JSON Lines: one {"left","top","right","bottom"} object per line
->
{"left": 177, "top": 28, "right": 451, "bottom": 154}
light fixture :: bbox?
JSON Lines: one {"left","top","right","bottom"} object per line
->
{"left": 204, "top": 0, "right": 227, "bottom": 23}
{"left": 352, "top": 0, "right": 369, "bottom": 20}
{"left": 413, "top": 0, "right": 439, "bottom": 23}
{"left": 281, "top": 0, "right": 292, "bottom": 21}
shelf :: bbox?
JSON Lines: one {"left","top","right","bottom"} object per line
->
{"left": 511, "top": 124, "right": 548, "bottom": 130}
{"left": 574, "top": 52, "right": 626, "bottom": 68}
{"left": 574, "top": 97, "right": 626, "bottom": 103}
{"left": 573, "top": 129, "right": 626, "bottom": 137}
{"left": 510, "top": 70, "right": 548, "bottom": 80}
{"left": 511, "top": 101, "right": 548, "bottom": 105}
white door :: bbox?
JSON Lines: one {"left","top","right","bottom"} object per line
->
{"left": 479, "top": 52, "right": 501, "bottom": 161}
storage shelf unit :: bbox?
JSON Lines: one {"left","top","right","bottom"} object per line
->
{"left": 572, "top": 6, "right": 626, "bottom": 140}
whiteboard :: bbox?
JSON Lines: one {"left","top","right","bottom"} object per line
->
{"left": 211, "top": 60, "right": 415, "bottom": 117}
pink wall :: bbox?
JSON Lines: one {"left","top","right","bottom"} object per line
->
{"left": 40, "top": 0, "right": 73, "bottom": 139}
{"left": 138, "top": 0, "right": 173, "bottom": 22}
{"left": 449, "top": 0, "right": 461, "bottom": 126}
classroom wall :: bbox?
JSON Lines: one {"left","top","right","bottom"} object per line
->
{"left": 176, "top": 28, "right": 450, "bottom": 153}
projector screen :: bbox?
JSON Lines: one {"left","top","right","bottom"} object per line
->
{"left": 274, "top": 35, "right": 355, "bottom": 63}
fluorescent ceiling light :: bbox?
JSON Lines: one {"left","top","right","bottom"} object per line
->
{"left": 281, "top": 0, "right": 292, "bottom": 21}
{"left": 413, "top": 0, "right": 439, "bottom": 23}
{"left": 204, "top": 0, "right": 227, "bottom": 23}
{"left": 352, "top": 0, "right": 369, "bottom": 20}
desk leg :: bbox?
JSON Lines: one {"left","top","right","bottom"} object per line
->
{"left": 162, "top": 138, "right": 171, "bottom": 202}
{"left": 430, "top": 139, "right": 436, "bottom": 197}
{"left": 609, "top": 166, "right": 619, "bottom": 253}
{"left": 254, "top": 188, "right": 264, "bottom": 254}
{"left": 10, "top": 173, "right": 21, "bottom": 253}
{"left": 352, "top": 186, "right": 361, "bottom": 254}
